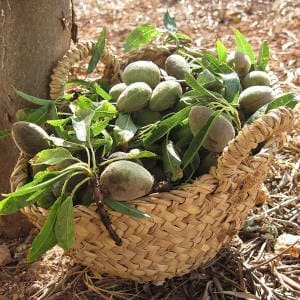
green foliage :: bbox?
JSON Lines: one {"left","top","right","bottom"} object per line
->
{"left": 182, "top": 110, "right": 222, "bottom": 169}
{"left": 162, "top": 138, "right": 183, "bottom": 182}
{"left": 234, "top": 29, "right": 255, "bottom": 64}
{"left": 2, "top": 13, "right": 297, "bottom": 262}
{"left": 216, "top": 40, "right": 227, "bottom": 63}
{"left": 104, "top": 198, "right": 150, "bottom": 219}
{"left": 164, "top": 11, "right": 176, "bottom": 33}
{"left": 256, "top": 41, "right": 270, "bottom": 71}
{"left": 113, "top": 113, "right": 137, "bottom": 145}
{"left": 87, "top": 27, "right": 107, "bottom": 74}
{"left": 124, "top": 24, "right": 163, "bottom": 52}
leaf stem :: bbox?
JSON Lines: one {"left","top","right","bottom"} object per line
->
{"left": 91, "top": 175, "right": 122, "bottom": 246}
{"left": 61, "top": 171, "right": 88, "bottom": 197}
{"left": 70, "top": 177, "right": 91, "bottom": 200}
{"left": 82, "top": 145, "right": 91, "bottom": 169}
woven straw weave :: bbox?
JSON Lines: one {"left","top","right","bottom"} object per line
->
{"left": 10, "top": 42, "right": 294, "bottom": 282}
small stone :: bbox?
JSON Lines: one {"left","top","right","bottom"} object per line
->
{"left": 0, "top": 244, "right": 12, "bottom": 266}
{"left": 275, "top": 234, "right": 300, "bottom": 258}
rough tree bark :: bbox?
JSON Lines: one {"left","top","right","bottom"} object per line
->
{"left": 0, "top": 0, "right": 73, "bottom": 238}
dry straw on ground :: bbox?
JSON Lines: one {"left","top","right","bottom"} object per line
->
{"left": 0, "top": 0, "right": 299, "bottom": 299}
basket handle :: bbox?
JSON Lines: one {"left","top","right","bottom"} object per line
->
{"left": 49, "top": 41, "right": 120, "bottom": 100}
{"left": 216, "top": 107, "right": 294, "bottom": 182}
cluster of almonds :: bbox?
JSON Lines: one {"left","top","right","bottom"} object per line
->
{"left": 11, "top": 51, "right": 276, "bottom": 205}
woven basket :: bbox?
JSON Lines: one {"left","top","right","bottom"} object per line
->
{"left": 10, "top": 42, "right": 294, "bottom": 282}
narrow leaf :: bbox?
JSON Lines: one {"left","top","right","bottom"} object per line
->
{"left": 0, "top": 194, "right": 34, "bottom": 215}
{"left": 94, "top": 101, "right": 117, "bottom": 119}
{"left": 182, "top": 111, "right": 222, "bottom": 169}
{"left": 162, "top": 138, "right": 183, "bottom": 182}
{"left": 8, "top": 171, "right": 69, "bottom": 198}
{"left": 26, "top": 188, "right": 52, "bottom": 204}
{"left": 175, "top": 32, "right": 192, "bottom": 42}
{"left": 164, "top": 11, "right": 176, "bottom": 33}
{"left": 185, "top": 72, "right": 223, "bottom": 102}
{"left": 246, "top": 93, "right": 299, "bottom": 124}
{"left": 55, "top": 196, "right": 75, "bottom": 251}
{"left": 143, "top": 107, "right": 191, "bottom": 146}
{"left": 87, "top": 27, "right": 107, "bottom": 74}
{"left": 28, "top": 197, "right": 63, "bottom": 261}
{"left": 47, "top": 118, "right": 71, "bottom": 127}
{"left": 13, "top": 87, "right": 52, "bottom": 105}
{"left": 72, "top": 110, "right": 95, "bottom": 142}
{"left": 256, "top": 41, "right": 269, "bottom": 71}
{"left": 94, "top": 83, "right": 111, "bottom": 100}
{"left": 100, "top": 150, "right": 157, "bottom": 166}
{"left": 16, "top": 105, "right": 51, "bottom": 125}
{"left": 124, "top": 24, "right": 163, "bottom": 52}
{"left": 267, "top": 93, "right": 299, "bottom": 111}
{"left": 234, "top": 29, "right": 255, "bottom": 64}
{"left": 65, "top": 79, "right": 93, "bottom": 88}
{"left": 30, "top": 148, "right": 75, "bottom": 166}
{"left": 49, "top": 137, "right": 84, "bottom": 150}
{"left": 216, "top": 40, "right": 227, "bottom": 63}
{"left": 101, "top": 129, "right": 113, "bottom": 156}
{"left": 105, "top": 198, "right": 150, "bottom": 219}
{"left": 113, "top": 113, "right": 137, "bottom": 145}
{"left": 218, "top": 72, "right": 241, "bottom": 102}
{"left": 91, "top": 118, "right": 110, "bottom": 137}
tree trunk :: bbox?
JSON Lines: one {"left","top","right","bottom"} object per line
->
{"left": 0, "top": 0, "right": 72, "bottom": 238}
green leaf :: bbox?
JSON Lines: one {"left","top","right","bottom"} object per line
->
{"left": 47, "top": 118, "right": 71, "bottom": 127}
{"left": 162, "top": 138, "right": 183, "bottom": 182}
{"left": 216, "top": 40, "right": 227, "bottom": 63}
{"left": 0, "top": 129, "right": 11, "bottom": 140}
{"left": 100, "top": 150, "right": 157, "bottom": 166}
{"left": 13, "top": 87, "right": 52, "bottom": 105}
{"left": 184, "top": 72, "right": 223, "bottom": 102}
{"left": 267, "top": 93, "right": 299, "bottom": 111}
{"left": 143, "top": 107, "right": 191, "bottom": 146}
{"left": 256, "top": 41, "right": 269, "bottom": 71}
{"left": 87, "top": 27, "right": 107, "bottom": 74}
{"left": 197, "top": 69, "right": 218, "bottom": 86}
{"left": 7, "top": 171, "right": 69, "bottom": 198}
{"left": 30, "top": 148, "right": 76, "bottom": 166}
{"left": 71, "top": 108, "right": 95, "bottom": 142}
{"left": 246, "top": 93, "right": 299, "bottom": 124}
{"left": 101, "top": 129, "right": 113, "bottom": 156}
{"left": 234, "top": 29, "right": 255, "bottom": 64}
{"left": 124, "top": 24, "right": 163, "bottom": 52}
{"left": 182, "top": 110, "right": 222, "bottom": 169}
{"left": 175, "top": 32, "right": 192, "bottom": 42}
{"left": 164, "top": 11, "right": 176, "bottom": 33}
{"left": 94, "top": 83, "right": 111, "bottom": 100}
{"left": 28, "top": 197, "right": 63, "bottom": 262}
{"left": 218, "top": 72, "right": 241, "bottom": 102}
{"left": 16, "top": 105, "right": 51, "bottom": 125}
{"left": 65, "top": 79, "right": 93, "bottom": 88}
{"left": 26, "top": 188, "right": 53, "bottom": 205}
{"left": 49, "top": 137, "right": 84, "bottom": 150}
{"left": 113, "top": 113, "right": 137, "bottom": 145}
{"left": 105, "top": 199, "right": 150, "bottom": 219}
{"left": 94, "top": 101, "right": 117, "bottom": 119}
{"left": 91, "top": 118, "right": 110, "bottom": 137}
{"left": 0, "top": 194, "right": 33, "bottom": 215}
{"left": 55, "top": 196, "right": 75, "bottom": 251}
